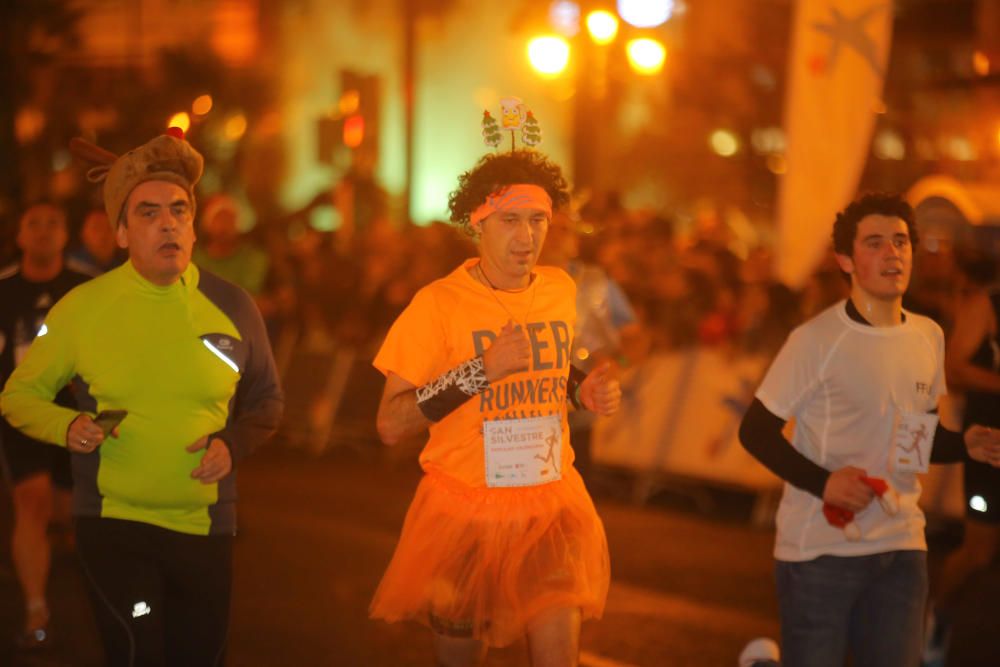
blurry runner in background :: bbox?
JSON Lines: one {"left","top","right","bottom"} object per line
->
{"left": 0, "top": 202, "right": 90, "bottom": 649}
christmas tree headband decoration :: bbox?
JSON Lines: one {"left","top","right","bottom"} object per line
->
{"left": 481, "top": 96, "right": 542, "bottom": 151}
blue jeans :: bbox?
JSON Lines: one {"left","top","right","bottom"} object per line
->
{"left": 775, "top": 551, "right": 927, "bottom": 667}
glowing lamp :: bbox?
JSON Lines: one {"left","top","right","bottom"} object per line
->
{"left": 192, "top": 95, "right": 214, "bottom": 116}
{"left": 550, "top": 1, "right": 581, "bottom": 37}
{"left": 527, "top": 36, "right": 571, "bottom": 77}
{"left": 626, "top": 38, "right": 666, "bottom": 75}
{"left": 343, "top": 114, "right": 365, "bottom": 148}
{"left": 223, "top": 113, "right": 248, "bottom": 141}
{"left": 709, "top": 129, "right": 739, "bottom": 157}
{"left": 618, "top": 0, "right": 674, "bottom": 28}
{"left": 585, "top": 10, "right": 618, "bottom": 45}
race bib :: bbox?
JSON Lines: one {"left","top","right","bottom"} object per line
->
{"left": 483, "top": 414, "right": 562, "bottom": 488}
{"left": 890, "top": 410, "right": 938, "bottom": 474}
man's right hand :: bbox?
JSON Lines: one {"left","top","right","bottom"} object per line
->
{"left": 66, "top": 414, "right": 108, "bottom": 453}
{"left": 483, "top": 319, "right": 531, "bottom": 382}
{"left": 823, "top": 466, "right": 875, "bottom": 512}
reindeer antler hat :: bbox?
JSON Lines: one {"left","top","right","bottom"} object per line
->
{"left": 69, "top": 127, "right": 204, "bottom": 229}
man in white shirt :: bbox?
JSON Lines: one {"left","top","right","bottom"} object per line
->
{"left": 739, "top": 193, "right": 1000, "bottom": 666}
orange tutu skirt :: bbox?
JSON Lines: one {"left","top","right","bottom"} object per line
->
{"left": 370, "top": 465, "right": 610, "bottom": 647}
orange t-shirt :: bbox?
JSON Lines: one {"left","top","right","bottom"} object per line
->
{"left": 374, "top": 259, "right": 578, "bottom": 488}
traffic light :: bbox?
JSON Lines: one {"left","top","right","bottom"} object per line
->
{"left": 317, "top": 70, "right": 380, "bottom": 164}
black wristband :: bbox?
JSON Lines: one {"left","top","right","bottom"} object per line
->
{"left": 416, "top": 356, "right": 490, "bottom": 422}
{"left": 567, "top": 365, "right": 587, "bottom": 410}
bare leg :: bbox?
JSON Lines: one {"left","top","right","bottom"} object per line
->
{"left": 50, "top": 487, "right": 75, "bottom": 552}
{"left": 12, "top": 473, "right": 54, "bottom": 631}
{"left": 432, "top": 632, "right": 487, "bottom": 667}
{"left": 52, "top": 487, "right": 73, "bottom": 526}
{"left": 526, "top": 607, "right": 581, "bottom": 667}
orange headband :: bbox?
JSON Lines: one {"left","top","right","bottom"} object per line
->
{"left": 469, "top": 184, "right": 553, "bottom": 227}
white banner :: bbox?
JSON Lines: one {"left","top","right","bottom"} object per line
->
{"left": 592, "top": 349, "right": 780, "bottom": 491}
{"left": 776, "top": 1, "right": 893, "bottom": 287}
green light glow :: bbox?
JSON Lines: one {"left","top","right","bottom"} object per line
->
{"left": 279, "top": 3, "right": 572, "bottom": 226}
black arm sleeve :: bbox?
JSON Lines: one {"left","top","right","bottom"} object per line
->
{"left": 738, "top": 398, "right": 830, "bottom": 499}
{"left": 930, "top": 422, "right": 965, "bottom": 463}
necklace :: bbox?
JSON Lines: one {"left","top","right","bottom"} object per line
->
{"left": 477, "top": 262, "right": 531, "bottom": 292}
{"left": 476, "top": 262, "right": 537, "bottom": 327}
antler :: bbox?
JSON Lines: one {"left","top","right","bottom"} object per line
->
{"left": 69, "top": 137, "right": 119, "bottom": 183}
{"left": 69, "top": 137, "right": 118, "bottom": 166}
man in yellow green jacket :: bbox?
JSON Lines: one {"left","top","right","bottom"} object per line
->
{"left": 1, "top": 128, "right": 283, "bottom": 667}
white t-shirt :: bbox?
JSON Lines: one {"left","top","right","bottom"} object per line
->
{"left": 756, "top": 300, "right": 945, "bottom": 562}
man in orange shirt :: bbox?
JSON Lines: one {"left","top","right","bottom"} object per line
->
{"left": 371, "top": 150, "right": 620, "bottom": 667}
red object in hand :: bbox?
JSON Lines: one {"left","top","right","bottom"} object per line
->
{"left": 862, "top": 475, "right": 900, "bottom": 515}
{"left": 862, "top": 476, "right": 888, "bottom": 496}
{"left": 823, "top": 475, "right": 899, "bottom": 542}
{"left": 166, "top": 126, "right": 185, "bottom": 140}
{"left": 823, "top": 503, "right": 861, "bottom": 541}
{"left": 823, "top": 504, "right": 853, "bottom": 528}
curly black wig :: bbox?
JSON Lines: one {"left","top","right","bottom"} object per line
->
{"left": 448, "top": 150, "right": 570, "bottom": 236}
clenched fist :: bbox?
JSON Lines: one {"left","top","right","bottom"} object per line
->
{"left": 580, "top": 362, "right": 622, "bottom": 416}
{"left": 823, "top": 466, "right": 875, "bottom": 513}
{"left": 483, "top": 319, "right": 531, "bottom": 382}
{"left": 66, "top": 414, "right": 118, "bottom": 453}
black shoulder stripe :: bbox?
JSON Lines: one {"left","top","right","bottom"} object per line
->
{"left": 196, "top": 268, "right": 259, "bottom": 339}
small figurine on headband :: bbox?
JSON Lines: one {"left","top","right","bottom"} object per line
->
{"left": 483, "top": 96, "right": 542, "bottom": 151}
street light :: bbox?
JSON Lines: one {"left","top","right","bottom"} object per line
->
{"left": 709, "top": 129, "right": 740, "bottom": 157}
{"left": 527, "top": 35, "right": 571, "bottom": 77}
{"left": 550, "top": 1, "right": 581, "bottom": 37}
{"left": 539, "top": 5, "right": 671, "bottom": 201}
{"left": 618, "top": 0, "right": 675, "bottom": 28}
{"left": 223, "top": 112, "right": 248, "bottom": 141}
{"left": 192, "top": 94, "right": 213, "bottom": 116}
{"left": 873, "top": 129, "right": 905, "bottom": 160}
{"left": 626, "top": 38, "right": 666, "bottom": 75}
{"left": 973, "top": 50, "right": 990, "bottom": 76}
{"left": 585, "top": 10, "right": 619, "bottom": 45}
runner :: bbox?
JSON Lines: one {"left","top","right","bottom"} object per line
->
{"left": 371, "top": 148, "right": 620, "bottom": 666}
{"left": 739, "top": 193, "right": 1000, "bottom": 666}
{"left": 1, "top": 202, "right": 91, "bottom": 649}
